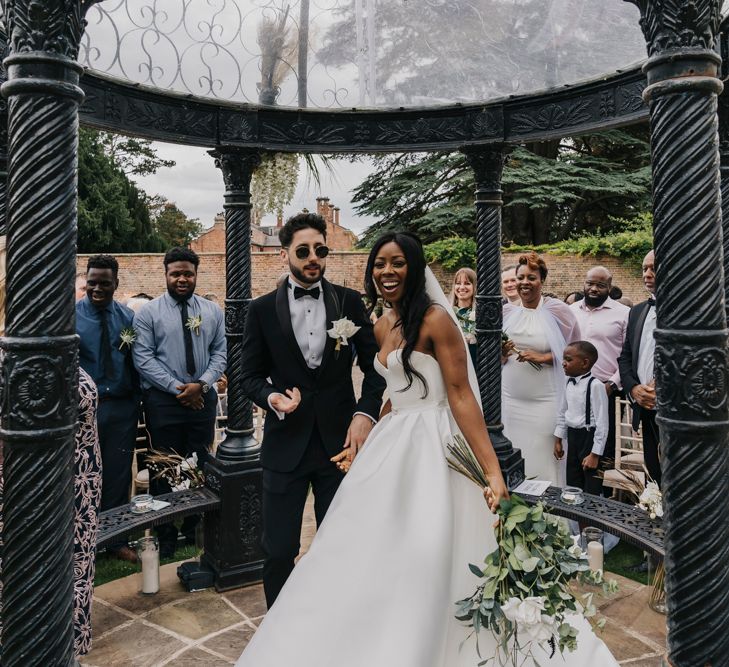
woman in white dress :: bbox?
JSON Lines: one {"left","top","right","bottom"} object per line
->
{"left": 236, "top": 235, "right": 615, "bottom": 667}
{"left": 502, "top": 252, "right": 580, "bottom": 484}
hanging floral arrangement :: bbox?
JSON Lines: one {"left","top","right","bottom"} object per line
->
{"left": 251, "top": 152, "right": 301, "bottom": 220}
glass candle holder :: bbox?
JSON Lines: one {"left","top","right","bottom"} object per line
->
{"left": 581, "top": 527, "right": 604, "bottom": 572}
{"left": 647, "top": 554, "right": 667, "bottom": 615}
{"left": 130, "top": 493, "right": 154, "bottom": 514}
{"left": 136, "top": 536, "right": 160, "bottom": 595}
{"left": 560, "top": 486, "right": 584, "bottom": 505}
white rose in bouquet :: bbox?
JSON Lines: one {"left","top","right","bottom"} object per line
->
{"left": 501, "top": 597, "right": 556, "bottom": 644}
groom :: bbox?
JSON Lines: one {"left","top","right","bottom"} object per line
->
{"left": 241, "top": 212, "right": 385, "bottom": 606}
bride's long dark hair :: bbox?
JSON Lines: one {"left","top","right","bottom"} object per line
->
{"left": 364, "top": 232, "right": 432, "bottom": 396}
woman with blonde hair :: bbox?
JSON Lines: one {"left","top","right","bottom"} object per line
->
{"left": 501, "top": 252, "right": 580, "bottom": 484}
{"left": 450, "top": 267, "right": 477, "bottom": 365}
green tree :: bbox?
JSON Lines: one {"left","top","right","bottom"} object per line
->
{"left": 77, "top": 128, "right": 189, "bottom": 252}
{"left": 149, "top": 197, "right": 204, "bottom": 248}
{"left": 99, "top": 133, "right": 176, "bottom": 177}
{"left": 355, "top": 128, "right": 651, "bottom": 246}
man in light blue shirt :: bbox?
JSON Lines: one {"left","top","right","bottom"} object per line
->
{"left": 133, "top": 247, "right": 226, "bottom": 557}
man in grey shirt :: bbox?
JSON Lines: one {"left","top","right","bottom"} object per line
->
{"left": 133, "top": 247, "right": 226, "bottom": 557}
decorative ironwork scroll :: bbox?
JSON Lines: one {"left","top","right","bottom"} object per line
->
{"left": 462, "top": 145, "right": 525, "bottom": 490}
{"left": 0, "top": 1, "right": 93, "bottom": 664}
{"left": 628, "top": 1, "right": 729, "bottom": 664}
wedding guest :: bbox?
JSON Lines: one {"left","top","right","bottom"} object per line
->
{"left": 75, "top": 273, "right": 87, "bottom": 301}
{"left": 554, "top": 341, "right": 608, "bottom": 495}
{"left": 618, "top": 250, "right": 660, "bottom": 486}
{"left": 76, "top": 254, "right": 140, "bottom": 563}
{"left": 564, "top": 291, "right": 583, "bottom": 305}
{"left": 501, "top": 265, "right": 520, "bottom": 304}
{"left": 126, "top": 292, "right": 153, "bottom": 313}
{"left": 609, "top": 285, "right": 623, "bottom": 301}
{"left": 133, "top": 247, "right": 227, "bottom": 557}
{"left": 502, "top": 252, "right": 580, "bottom": 484}
{"left": 570, "top": 266, "right": 629, "bottom": 492}
{"left": 451, "top": 267, "right": 477, "bottom": 365}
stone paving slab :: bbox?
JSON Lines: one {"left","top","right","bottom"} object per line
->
{"left": 83, "top": 493, "right": 667, "bottom": 666}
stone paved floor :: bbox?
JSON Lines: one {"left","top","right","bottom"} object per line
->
{"left": 82, "top": 493, "right": 666, "bottom": 666}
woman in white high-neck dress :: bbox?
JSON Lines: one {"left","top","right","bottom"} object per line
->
{"left": 502, "top": 252, "right": 580, "bottom": 485}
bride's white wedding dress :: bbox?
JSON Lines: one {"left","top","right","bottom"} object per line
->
{"left": 236, "top": 349, "right": 618, "bottom": 667}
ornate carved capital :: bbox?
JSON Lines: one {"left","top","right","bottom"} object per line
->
{"left": 627, "top": 0, "right": 722, "bottom": 58}
{"left": 4, "top": 0, "right": 96, "bottom": 61}
{"left": 462, "top": 145, "right": 507, "bottom": 194}
{"left": 210, "top": 149, "right": 262, "bottom": 194}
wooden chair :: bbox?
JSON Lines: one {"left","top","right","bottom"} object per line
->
{"left": 602, "top": 397, "right": 646, "bottom": 494}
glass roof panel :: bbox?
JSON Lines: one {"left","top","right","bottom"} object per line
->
{"left": 79, "top": 0, "right": 649, "bottom": 109}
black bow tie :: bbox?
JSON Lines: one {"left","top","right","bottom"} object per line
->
{"left": 647, "top": 297, "right": 655, "bottom": 307}
{"left": 568, "top": 377, "right": 577, "bottom": 385}
{"left": 294, "top": 286, "right": 320, "bottom": 300}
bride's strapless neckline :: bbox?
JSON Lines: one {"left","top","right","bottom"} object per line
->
{"left": 375, "top": 348, "right": 437, "bottom": 371}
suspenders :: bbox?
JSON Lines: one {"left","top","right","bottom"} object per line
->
{"left": 584, "top": 376, "right": 596, "bottom": 430}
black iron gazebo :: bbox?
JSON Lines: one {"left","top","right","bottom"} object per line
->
{"left": 0, "top": 1, "right": 728, "bottom": 665}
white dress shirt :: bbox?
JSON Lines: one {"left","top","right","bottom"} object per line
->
{"left": 637, "top": 302, "right": 657, "bottom": 385}
{"left": 554, "top": 373, "right": 609, "bottom": 456}
{"left": 288, "top": 278, "right": 327, "bottom": 369}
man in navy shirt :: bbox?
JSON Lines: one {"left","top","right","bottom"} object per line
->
{"left": 77, "top": 254, "right": 140, "bottom": 563}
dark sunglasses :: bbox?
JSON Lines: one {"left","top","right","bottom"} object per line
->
{"left": 293, "top": 245, "right": 329, "bottom": 260}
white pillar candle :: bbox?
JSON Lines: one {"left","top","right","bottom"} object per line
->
{"left": 587, "top": 540, "right": 604, "bottom": 572}
{"left": 140, "top": 546, "right": 160, "bottom": 594}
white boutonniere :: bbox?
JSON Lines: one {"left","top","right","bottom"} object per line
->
{"left": 119, "top": 327, "right": 137, "bottom": 351}
{"left": 186, "top": 314, "right": 203, "bottom": 336}
{"left": 327, "top": 317, "right": 361, "bottom": 353}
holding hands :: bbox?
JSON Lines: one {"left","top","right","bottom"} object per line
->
{"left": 331, "top": 413, "right": 375, "bottom": 473}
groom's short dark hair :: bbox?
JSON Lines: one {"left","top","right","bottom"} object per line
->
{"left": 279, "top": 213, "right": 327, "bottom": 247}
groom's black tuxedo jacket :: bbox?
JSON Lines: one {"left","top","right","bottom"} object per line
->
{"left": 241, "top": 278, "right": 386, "bottom": 473}
{"left": 618, "top": 298, "right": 654, "bottom": 430}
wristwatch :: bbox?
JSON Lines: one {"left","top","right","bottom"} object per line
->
{"left": 607, "top": 381, "right": 619, "bottom": 394}
{"left": 197, "top": 380, "right": 210, "bottom": 394}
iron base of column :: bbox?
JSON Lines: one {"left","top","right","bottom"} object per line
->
{"left": 216, "top": 430, "right": 260, "bottom": 463}
{"left": 202, "top": 454, "right": 265, "bottom": 591}
{"left": 489, "top": 428, "right": 525, "bottom": 490}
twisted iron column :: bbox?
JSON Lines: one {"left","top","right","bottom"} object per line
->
{"left": 211, "top": 148, "right": 262, "bottom": 462}
{"left": 462, "top": 146, "right": 525, "bottom": 489}
{"left": 0, "top": 1, "right": 92, "bottom": 664}
{"left": 719, "top": 47, "right": 729, "bottom": 322}
{"left": 629, "top": 2, "right": 729, "bottom": 664}
{"left": 202, "top": 148, "right": 265, "bottom": 590}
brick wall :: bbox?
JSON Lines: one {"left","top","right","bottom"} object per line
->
{"left": 77, "top": 251, "right": 645, "bottom": 304}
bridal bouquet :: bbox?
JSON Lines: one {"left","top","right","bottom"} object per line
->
{"left": 447, "top": 436, "right": 616, "bottom": 665}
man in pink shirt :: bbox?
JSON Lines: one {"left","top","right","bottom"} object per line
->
{"left": 570, "top": 266, "right": 630, "bottom": 492}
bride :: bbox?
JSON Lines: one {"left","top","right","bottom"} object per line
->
{"left": 236, "top": 232, "right": 617, "bottom": 666}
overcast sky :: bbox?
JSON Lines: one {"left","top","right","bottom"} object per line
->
{"left": 134, "top": 142, "right": 378, "bottom": 236}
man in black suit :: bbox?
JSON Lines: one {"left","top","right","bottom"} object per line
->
{"left": 241, "top": 213, "right": 386, "bottom": 606}
{"left": 618, "top": 250, "right": 660, "bottom": 486}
